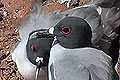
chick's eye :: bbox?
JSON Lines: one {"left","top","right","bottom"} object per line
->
{"left": 61, "top": 27, "right": 71, "bottom": 34}
{"left": 31, "top": 45, "right": 36, "bottom": 52}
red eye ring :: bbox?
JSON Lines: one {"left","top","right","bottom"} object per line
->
{"left": 61, "top": 27, "right": 71, "bottom": 34}
{"left": 31, "top": 45, "right": 34, "bottom": 50}
{"left": 31, "top": 45, "right": 36, "bottom": 52}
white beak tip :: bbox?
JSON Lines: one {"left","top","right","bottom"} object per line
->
{"left": 49, "top": 27, "right": 54, "bottom": 34}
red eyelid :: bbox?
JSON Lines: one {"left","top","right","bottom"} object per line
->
{"left": 31, "top": 45, "right": 34, "bottom": 50}
{"left": 62, "top": 27, "right": 71, "bottom": 34}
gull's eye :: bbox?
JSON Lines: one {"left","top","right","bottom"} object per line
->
{"left": 61, "top": 27, "right": 71, "bottom": 34}
{"left": 31, "top": 45, "right": 36, "bottom": 52}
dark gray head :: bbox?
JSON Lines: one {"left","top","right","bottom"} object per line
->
{"left": 26, "top": 29, "right": 54, "bottom": 67}
{"left": 50, "top": 17, "right": 92, "bottom": 49}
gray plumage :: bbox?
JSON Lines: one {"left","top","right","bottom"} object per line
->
{"left": 49, "top": 44, "right": 117, "bottom": 80}
{"left": 48, "top": 17, "right": 119, "bottom": 80}
{"left": 82, "top": 0, "right": 120, "bottom": 54}
{"left": 85, "top": 0, "right": 116, "bottom": 8}
{"left": 83, "top": 0, "right": 120, "bottom": 38}
{"left": 104, "top": 7, "right": 120, "bottom": 37}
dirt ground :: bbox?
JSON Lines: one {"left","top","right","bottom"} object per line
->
{"left": 0, "top": 0, "right": 32, "bottom": 79}
{"left": 0, "top": 0, "right": 119, "bottom": 80}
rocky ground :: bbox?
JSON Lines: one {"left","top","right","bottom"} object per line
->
{"left": 0, "top": 0, "right": 119, "bottom": 80}
{"left": 0, "top": 0, "right": 32, "bottom": 79}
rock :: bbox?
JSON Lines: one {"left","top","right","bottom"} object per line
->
{"left": 0, "top": 3, "right": 4, "bottom": 8}
{"left": 0, "top": 14, "right": 3, "bottom": 21}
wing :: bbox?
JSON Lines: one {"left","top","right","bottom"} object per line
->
{"left": 83, "top": 48, "right": 119, "bottom": 80}
{"left": 49, "top": 61, "right": 90, "bottom": 80}
{"left": 84, "top": 0, "right": 116, "bottom": 8}
{"left": 97, "top": 6, "right": 120, "bottom": 54}
{"left": 104, "top": 7, "right": 120, "bottom": 38}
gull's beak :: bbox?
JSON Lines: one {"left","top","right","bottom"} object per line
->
{"left": 33, "top": 28, "right": 54, "bottom": 37}
{"left": 48, "top": 27, "right": 59, "bottom": 37}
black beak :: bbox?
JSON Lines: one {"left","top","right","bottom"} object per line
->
{"left": 36, "top": 29, "right": 55, "bottom": 37}
{"left": 35, "top": 60, "right": 41, "bottom": 80}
